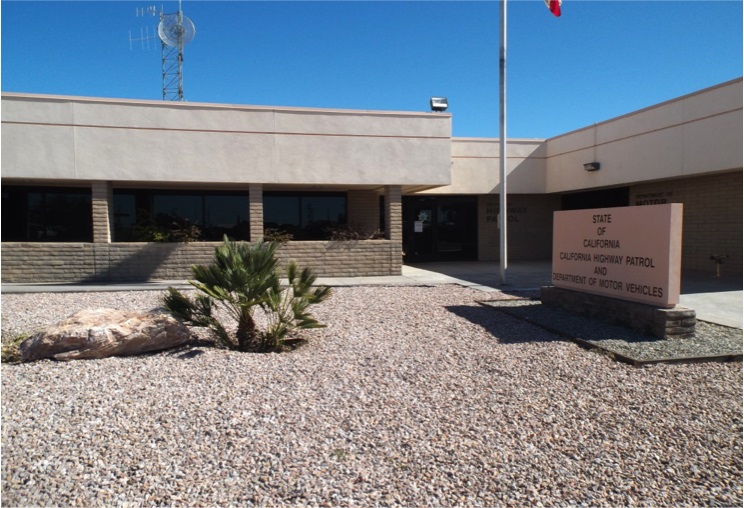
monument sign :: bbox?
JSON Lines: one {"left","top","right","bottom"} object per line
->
{"left": 552, "top": 204, "right": 683, "bottom": 308}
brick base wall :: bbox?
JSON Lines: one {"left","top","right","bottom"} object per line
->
{"left": 541, "top": 286, "right": 696, "bottom": 339}
{"left": 277, "top": 240, "right": 402, "bottom": 277}
{"left": 630, "top": 171, "right": 742, "bottom": 274}
{"left": 1, "top": 240, "right": 402, "bottom": 283}
{"left": 347, "top": 190, "right": 381, "bottom": 235}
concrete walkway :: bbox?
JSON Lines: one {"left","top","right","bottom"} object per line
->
{"left": 2, "top": 261, "right": 741, "bottom": 329}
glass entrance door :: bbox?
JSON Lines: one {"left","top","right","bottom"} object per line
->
{"left": 403, "top": 196, "right": 477, "bottom": 263}
{"left": 404, "top": 197, "right": 435, "bottom": 262}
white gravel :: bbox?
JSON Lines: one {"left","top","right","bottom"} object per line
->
{"left": 2, "top": 285, "right": 742, "bottom": 507}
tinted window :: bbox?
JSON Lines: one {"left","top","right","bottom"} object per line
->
{"left": 1, "top": 186, "right": 92, "bottom": 242}
{"left": 264, "top": 193, "right": 346, "bottom": 241}
{"left": 561, "top": 187, "right": 629, "bottom": 210}
{"left": 113, "top": 190, "right": 250, "bottom": 242}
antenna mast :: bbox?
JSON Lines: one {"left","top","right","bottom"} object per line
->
{"left": 129, "top": 5, "right": 158, "bottom": 50}
{"left": 159, "top": 0, "right": 196, "bottom": 101}
{"left": 131, "top": 2, "right": 196, "bottom": 101}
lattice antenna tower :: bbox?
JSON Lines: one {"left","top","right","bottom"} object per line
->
{"left": 129, "top": 2, "right": 196, "bottom": 101}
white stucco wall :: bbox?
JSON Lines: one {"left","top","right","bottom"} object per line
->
{"left": 432, "top": 78, "right": 742, "bottom": 196}
{"left": 1, "top": 94, "right": 452, "bottom": 187}
{"left": 544, "top": 78, "right": 743, "bottom": 193}
{"left": 422, "top": 138, "right": 546, "bottom": 195}
{"left": 3, "top": 78, "right": 741, "bottom": 194}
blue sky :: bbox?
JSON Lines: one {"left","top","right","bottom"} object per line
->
{"left": 1, "top": 1, "right": 742, "bottom": 138}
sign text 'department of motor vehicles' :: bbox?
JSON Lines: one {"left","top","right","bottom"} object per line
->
{"left": 551, "top": 203, "right": 683, "bottom": 308}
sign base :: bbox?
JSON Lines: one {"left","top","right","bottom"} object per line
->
{"left": 541, "top": 286, "right": 696, "bottom": 340}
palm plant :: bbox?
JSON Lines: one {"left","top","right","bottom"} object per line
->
{"left": 163, "top": 236, "right": 331, "bottom": 352}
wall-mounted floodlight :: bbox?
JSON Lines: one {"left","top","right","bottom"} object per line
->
{"left": 584, "top": 162, "right": 601, "bottom": 172}
{"left": 430, "top": 97, "right": 448, "bottom": 112}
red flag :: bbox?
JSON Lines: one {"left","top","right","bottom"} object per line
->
{"left": 545, "top": 0, "right": 562, "bottom": 17}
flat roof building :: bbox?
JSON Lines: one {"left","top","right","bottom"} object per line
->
{"left": 2, "top": 78, "right": 741, "bottom": 282}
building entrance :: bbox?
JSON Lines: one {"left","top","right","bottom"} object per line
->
{"left": 402, "top": 196, "right": 478, "bottom": 262}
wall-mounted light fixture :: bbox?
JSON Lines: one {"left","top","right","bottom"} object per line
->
{"left": 430, "top": 97, "right": 448, "bottom": 112}
{"left": 583, "top": 162, "right": 601, "bottom": 172}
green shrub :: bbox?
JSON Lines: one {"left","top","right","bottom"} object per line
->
{"left": 327, "top": 224, "right": 385, "bottom": 241}
{"left": 1, "top": 333, "right": 29, "bottom": 363}
{"left": 163, "top": 236, "right": 331, "bottom": 352}
{"left": 134, "top": 209, "right": 202, "bottom": 242}
{"left": 263, "top": 228, "right": 294, "bottom": 244}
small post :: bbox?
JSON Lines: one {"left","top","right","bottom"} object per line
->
{"left": 710, "top": 254, "right": 728, "bottom": 277}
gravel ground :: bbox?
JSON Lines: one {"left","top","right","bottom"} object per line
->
{"left": 480, "top": 296, "right": 743, "bottom": 363}
{"left": 2, "top": 285, "right": 742, "bottom": 507}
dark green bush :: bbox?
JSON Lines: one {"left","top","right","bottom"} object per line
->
{"left": 163, "top": 236, "right": 331, "bottom": 352}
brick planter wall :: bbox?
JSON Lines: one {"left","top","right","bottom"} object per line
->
{"left": 1, "top": 240, "right": 402, "bottom": 283}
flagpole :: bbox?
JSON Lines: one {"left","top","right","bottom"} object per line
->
{"left": 499, "top": 0, "right": 508, "bottom": 285}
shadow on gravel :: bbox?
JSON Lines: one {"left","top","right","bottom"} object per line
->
{"left": 161, "top": 339, "right": 218, "bottom": 359}
{"left": 475, "top": 299, "right": 743, "bottom": 365}
{"left": 476, "top": 299, "right": 660, "bottom": 344}
{"left": 446, "top": 304, "right": 565, "bottom": 344}
{"left": 494, "top": 289, "right": 541, "bottom": 300}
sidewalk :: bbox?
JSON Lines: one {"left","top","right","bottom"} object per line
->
{"left": 2, "top": 261, "right": 741, "bottom": 329}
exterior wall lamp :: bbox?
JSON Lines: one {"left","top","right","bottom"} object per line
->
{"left": 584, "top": 162, "right": 601, "bottom": 172}
{"left": 430, "top": 97, "right": 448, "bottom": 112}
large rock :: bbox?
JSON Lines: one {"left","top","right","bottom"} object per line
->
{"left": 20, "top": 308, "right": 191, "bottom": 362}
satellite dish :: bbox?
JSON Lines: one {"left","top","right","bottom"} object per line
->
{"left": 158, "top": 13, "right": 195, "bottom": 47}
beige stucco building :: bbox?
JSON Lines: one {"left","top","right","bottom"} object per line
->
{"left": 2, "top": 78, "right": 741, "bottom": 282}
